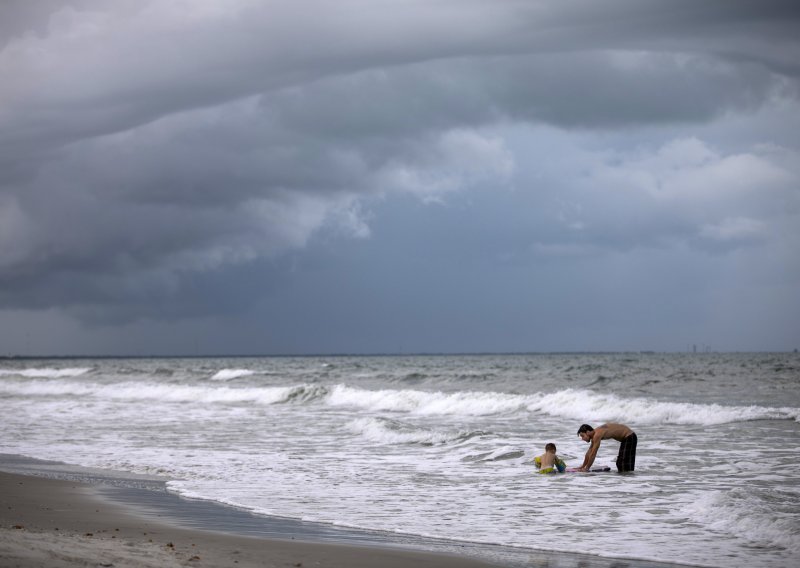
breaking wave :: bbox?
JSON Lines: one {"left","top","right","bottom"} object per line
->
{"left": 327, "top": 385, "right": 800, "bottom": 425}
{"left": 327, "top": 384, "right": 528, "bottom": 416}
{"left": 0, "top": 380, "right": 328, "bottom": 406}
{"left": 347, "top": 417, "right": 488, "bottom": 445}
{"left": 1, "top": 378, "right": 797, "bottom": 425}
{"left": 0, "top": 367, "right": 91, "bottom": 378}
{"left": 527, "top": 388, "right": 800, "bottom": 425}
{"left": 210, "top": 369, "right": 255, "bottom": 381}
{"left": 686, "top": 488, "right": 800, "bottom": 553}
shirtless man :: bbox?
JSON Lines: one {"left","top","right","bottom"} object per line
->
{"left": 576, "top": 423, "right": 637, "bottom": 472}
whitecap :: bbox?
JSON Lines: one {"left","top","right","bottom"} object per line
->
{"left": 346, "top": 417, "right": 481, "bottom": 445}
{"left": 210, "top": 369, "right": 255, "bottom": 381}
{"left": 529, "top": 388, "right": 800, "bottom": 426}
{"left": 0, "top": 367, "right": 91, "bottom": 378}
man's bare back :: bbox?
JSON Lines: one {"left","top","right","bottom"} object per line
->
{"left": 595, "top": 423, "right": 634, "bottom": 442}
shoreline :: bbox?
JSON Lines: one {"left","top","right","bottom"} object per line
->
{"left": 0, "top": 454, "right": 687, "bottom": 568}
{"left": 0, "top": 469, "right": 500, "bottom": 568}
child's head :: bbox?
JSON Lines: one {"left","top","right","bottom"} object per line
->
{"left": 545, "top": 442, "right": 557, "bottom": 453}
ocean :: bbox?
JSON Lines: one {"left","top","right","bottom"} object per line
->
{"left": 1, "top": 353, "right": 798, "bottom": 567}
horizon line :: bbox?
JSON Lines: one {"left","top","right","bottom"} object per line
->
{"left": 2, "top": 349, "right": 797, "bottom": 360}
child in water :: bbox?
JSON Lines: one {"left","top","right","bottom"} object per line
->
{"left": 534, "top": 442, "right": 567, "bottom": 474}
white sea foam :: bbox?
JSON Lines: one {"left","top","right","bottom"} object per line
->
{"left": 210, "top": 369, "right": 255, "bottom": 381}
{"left": 346, "top": 417, "right": 480, "bottom": 445}
{"left": 686, "top": 489, "right": 800, "bottom": 553}
{"left": 529, "top": 388, "right": 800, "bottom": 425}
{"left": 0, "top": 380, "right": 328, "bottom": 406}
{"left": 0, "top": 367, "right": 91, "bottom": 378}
{"left": 327, "top": 385, "right": 799, "bottom": 425}
{"left": 327, "top": 384, "right": 528, "bottom": 416}
{"left": 2, "top": 377, "right": 797, "bottom": 425}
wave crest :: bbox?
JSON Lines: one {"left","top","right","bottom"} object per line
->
{"left": 2, "top": 378, "right": 796, "bottom": 426}
{"left": 346, "top": 417, "right": 487, "bottom": 445}
{"left": 328, "top": 385, "right": 527, "bottom": 416}
{"left": 210, "top": 369, "right": 255, "bottom": 381}
{"left": 0, "top": 367, "right": 91, "bottom": 378}
{"left": 529, "top": 389, "right": 800, "bottom": 425}
{"left": 283, "top": 384, "right": 330, "bottom": 403}
{"left": 328, "top": 385, "right": 799, "bottom": 425}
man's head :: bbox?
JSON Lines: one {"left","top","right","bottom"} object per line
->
{"left": 577, "top": 424, "right": 594, "bottom": 442}
{"left": 545, "top": 442, "right": 556, "bottom": 453}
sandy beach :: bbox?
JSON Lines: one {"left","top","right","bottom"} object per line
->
{"left": 0, "top": 471, "right": 499, "bottom": 568}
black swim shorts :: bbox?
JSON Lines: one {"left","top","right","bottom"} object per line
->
{"left": 616, "top": 432, "right": 637, "bottom": 472}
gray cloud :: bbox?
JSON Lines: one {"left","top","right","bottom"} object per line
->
{"left": 3, "top": 1, "right": 797, "bottom": 154}
{"left": 529, "top": 137, "right": 799, "bottom": 254}
{"left": 1, "top": 0, "right": 799, "bottom": 347}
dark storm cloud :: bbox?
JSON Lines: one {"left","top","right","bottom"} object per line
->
{"left": 267, "top": 52, "right": 781, "bottom": 137}
{"left": 2, "top": 0, "right": 797, "bottom": 156}
{"left": 1, "top": 0, "right": 799, "bottom": 324}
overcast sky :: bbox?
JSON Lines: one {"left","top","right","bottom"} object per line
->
{"left": 1, "top": 0, "right": 799, "bottom": 356}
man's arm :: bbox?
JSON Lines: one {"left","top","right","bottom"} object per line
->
{"left": 579, "top": 438, "right": 601, "bottom": 471}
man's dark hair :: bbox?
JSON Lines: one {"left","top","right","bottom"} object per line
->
{"left": 577, "top": 424, "right": 594, "bottom": 435}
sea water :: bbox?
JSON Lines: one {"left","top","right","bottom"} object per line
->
{"left": 1, "top": 353, "right": 798, "bottom": 567}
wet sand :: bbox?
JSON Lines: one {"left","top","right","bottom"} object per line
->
{"left": 0, "top": 471, "right": 498, "bottom": 568}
